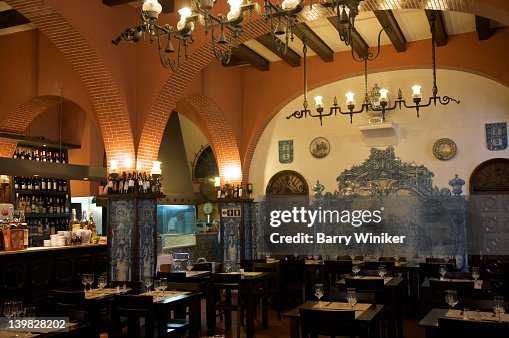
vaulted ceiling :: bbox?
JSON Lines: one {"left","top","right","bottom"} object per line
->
{"left": 0, "top": 0, "right": 504, "bottom": 72}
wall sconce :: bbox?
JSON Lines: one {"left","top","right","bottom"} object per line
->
{"left": 214, "top": 176, "right": 221, "bottom": 188}
{"left": 110, "top": 160, "right": 119, "bottom": 178}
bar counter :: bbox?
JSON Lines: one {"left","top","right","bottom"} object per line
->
{"left": 0, "top": 244, "right": 107, "bottom": 308}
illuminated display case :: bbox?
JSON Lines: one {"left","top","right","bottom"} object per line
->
{"left": 157, "top": 204, "right": 197, "bottom": 249}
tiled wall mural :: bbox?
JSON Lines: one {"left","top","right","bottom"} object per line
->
{"left": 220, "top": 201, "right": 253, "bottom": 268}
{"left": 109, "top": 199, "right": 135, "bottom": 282}
{"left": 252, "top": 147, "right": 469, "bottom": 268}
{"left": 138, "top": 199, "right": 156, "bottom": 281}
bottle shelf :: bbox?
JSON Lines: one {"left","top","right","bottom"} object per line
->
{"left": 15, "top": 190, "right": 69, "bottom": 196}
{"left": 24, "top": 213, "right": 71, "bottom": 218}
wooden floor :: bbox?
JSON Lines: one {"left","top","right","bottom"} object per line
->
{"left": 199, "top": 301, "right": 427, "bottom": 338}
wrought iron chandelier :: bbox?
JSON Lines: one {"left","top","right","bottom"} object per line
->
{"left": 112, "top": 0, "right": 259, "bottom": 68}
{"left": 287, "top": 13, "right": 460, "bottom": 125}
{"left": 319, "top": 0, "right": 363, "bottom": 46}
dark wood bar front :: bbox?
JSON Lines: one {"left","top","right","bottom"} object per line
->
{"left": 0, "top": 244, "right": 108, "bottom": 309}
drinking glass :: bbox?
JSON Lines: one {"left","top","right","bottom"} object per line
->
{"left": 3, "top": 301, "right": 13, "bottom": 320}
{"left": 224, "top": 261, "right": 232, "bottom": 273}
{"left": 24, "top": 306, "right": 36, "bottom": 336}
{"left": 472, "top": 267, "right": 480, "bottom": 281}
{"left": 346, "top": 288, "right": 357, "bottom": 309}
{"left": 394, "top": 255, "right": 400, "bottom": 263}
{"left": 143, "top": 275, "right": 153, "bottom": 293}
{"left": 153, "top": 279, "right": 161, "bottom": 297}
{"left": 352, "top": 264, "right": 360, "bottom": 277}
{"left": 439, "top": 265, "right": 447, "bottom": 280}
{"left": 12, "top": 300, "right": 23, "bottom": 337}
{"left": 160, "top": 277, "right": 167, "bottom": 295}
{"left": 314, "top": 284, "right": 324, "bottom": 303}
{"left": 493, "top": 296, "right": 505, "bottom": 322}
{"left": 443, "top": 255, "right": 450, "bottom": 263}
{"left": 349, "top": 254, "right": 356, "bottom": 261}
{"left": 313, "top": 255, "right": 319, "bottom": 261}
{"left": 378, "top": 265, "right": 387, "bottom": 279}
{"left": 81, "top": 275, "right": 88, "bottom": 292}
{"left": 445, "top": 290, "right": 458, "bottom": 309}
{"left": 86, "top": 274, "right": 94, "bottom": 291}
{"left": 97, "top": 276, "right": 107, "bottom": 296}
{"left": 186, "top": 259, "right": 194, "bottom": 272}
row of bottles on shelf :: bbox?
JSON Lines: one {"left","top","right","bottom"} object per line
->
{"left": 216, "top": 183, "right": 253, "bottom": 199}
{"left": 16, "top": 194, "right": 70, "bottom": 215}
{"left": 12, "top": 147, "right": 66, "bottom": 163}
{"left": 107, "top": 171, "right": 161, "bottom": 195}
{"left": 13, "top": 176, "right": 68, "bottom": 192}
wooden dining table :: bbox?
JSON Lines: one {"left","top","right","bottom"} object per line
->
{"left": 284, "top": 301, "right": 385, "bottom": 338}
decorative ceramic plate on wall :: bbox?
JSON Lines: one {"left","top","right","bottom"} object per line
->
{"left": 432, "top": 138, "right": 457, "bottom": 160}
{"left": 309, "top": 137, "right": 330, "bottom": 159}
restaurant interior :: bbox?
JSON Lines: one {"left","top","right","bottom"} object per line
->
{"left": 0, "top": 0, "right": 509, "bottom": 337}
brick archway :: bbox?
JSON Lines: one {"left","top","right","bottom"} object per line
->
{"left": 5, "top": 0, "right": 135, "bottom": 166}
{"left": 181, "top": 94, "right": 242, "bottom": 183}
{"left": 0, "top": 95, "right": 62, "bottom": 157}
{"left": 139, "top": 0, "right": 509, "bottom": 179}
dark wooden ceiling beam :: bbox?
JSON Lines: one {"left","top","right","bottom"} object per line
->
{"left": 373, "top": 10, "right": 407, "bottom": 52}
{"left": 102, "top": 0, "right": 174, "bottom": 13}
{"left": 255, "top": 33, "right": 300, "bottom": 67}
{"left": 425, "top": 10, "right": 447, "bottom": 46}
{"left": 293, "top": 22, "right": 334, "bottom": 63}
{"left": 0, "top": 9, "right": 30, "bottom": 30}
{"left": 475, "top": 16, "right": 491, "bottom": 40}
{"left": 235, "top": 45, "right": 270, "bottom": 71}
{"left": 327, "top": 16, "right": 368, "bottom": 59}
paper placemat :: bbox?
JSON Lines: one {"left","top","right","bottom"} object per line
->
{"left": 446, "top": 310, "right": 509, "bottom": 323}
{"left": 445, "top": 309, "right": 463, "bottom": 318}
{"left": 311, "top": 302, "right": 371, "bottom": 319}
{"left": 358, "top": 276, "right": 393, "bottom": 284}
{"left": 219, "top": 271, "right": 263, "bottom": 277}
{"left": 86, "top": 287, "right": 131, "bottom": 299}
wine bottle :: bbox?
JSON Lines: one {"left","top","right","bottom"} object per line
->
{"left": 70, "top": 209, "right": 79, "bottom": 231}
{"left": 128, "top": 173, "right": 135, "bottom": 194}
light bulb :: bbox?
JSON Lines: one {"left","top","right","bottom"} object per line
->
{"left": 412, "top": 85, "right": 422, "bottom": 98}
{"left": 345, "top": 92, "right": 355, "bottom": 106}
{"left": 142, "top": 0, "right": 162, "bottom": 18}
{"left": 379, "top": 88, "right": 389, "bottom": 102}
{"left": 282, "top": 0, "right": 300, "bottom": 10}
{"left": 177, "top": 7, "right": 194, "bottom": 31}
{"left": 227, "top": 0, "right": 243, "bottom": 21}
{"left": 314, "top": 96, "right": 324, "bottom": 109}
{"left": 151, "top": 161, "right": 162, "bottom": 175}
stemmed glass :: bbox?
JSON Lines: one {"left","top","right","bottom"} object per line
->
{"left": 443, "top": 255, "right": 450, "bottom": 264}
{"left": 12, "top": 300, "right": 23, "bottom": 337}
{"left": 347, "top": 288, "right": 357, "bottom": 309}
{"left": 378, "top": 265, "right": 387, "bottom": 279}
{"left": 3, "top": 301, "right": 13, "bottom": 321}
{"left": 142, "top": 275, "right": 153, "bottom": 294}
{"left": 224, "top": 260, "right": 232, "bottom": 273}
{"left": 493, "top": 296, "right": 505, "bottom": 322}
{"left": 445, "top": 290, "right": 458, "bottom": 309}
{"left": 186, "top": 259, "right": 194, "bottom": 273}
{"left": 472, "top": 267, "right": 480, "bottom": 281}
{"left": 81, "top": 275, "right": 89, "bottom": 292}
{"left": 159, "top": 278, "right": 167, "bottom": 296}
{"left": 86, "top": 274, "right": 94, "bottom": 291}
{"left": 439, "top": 265, "right": 447, "bottom": 280}
{"left": 97, "top": 276, "right": 107, "bottom": 296}
{"left": 394, "top": 255, "right": 400, "bottom": 264}
{"left": 153, "top": 279, "right": 161, "bottom": 297}
{"left": 314, "top": 284, "right": 324, "bottom": 304}
{"left": 24, "top": 306, "right": 36, "bottom": 337}
{"left": 349, "top": 254, "right": 356, "bottom": 262}
{"left": 352, "top": 265, "right": 360, "bottom": 278}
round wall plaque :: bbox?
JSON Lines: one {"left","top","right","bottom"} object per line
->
{"left": 309, "top": 137, "right": 330, "bottom": 159}
{"left": 433, "top": 138, "right": 457, "bottom": 160}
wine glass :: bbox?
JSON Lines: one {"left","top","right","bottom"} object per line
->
{"left": 186, "top": 259, "right": 194, "bottom": 272}
{"left": 349, "top": 254, "right": 356, "bottom": 262}
{"left": 443, "top": 255, "right": 450, "bottom": 264}
{"left": 352, "top": 264, "right": 361, "bottom": 278}
{"left": 439, "top": 265, "right": 447, "bottom": 280}
{"left": 97, "top": 276, "right": 107, "bottom": 296}
{"left": 142, "top": 275, "right": 153, "bottom": 294}
{"left": 159, "top": 277, "right": 167, "bottom": 296}
{"left": 394, "top": 255, "right": 400, "bottom": 264}
{"left": 12, "top": 300, "right": 23, "bottom": 337}
{"left": 472, "top": 267, "right": 480, "bottom": 281}
{"left": 445, "top": 290, "right": 458, "bottom": 309}
{"left": 314, "top": 284, "right": 324, "bottom": 303}
{"left": 24, "top": 306, "right": 36, "bottom": 336}
{"left": 153, "top": 279, "right": 161, "bottom": 297}
{"left": 81, "top": 275, "right": 88, "bottom": 292}
{"left": 313, "top": 255, "right": 319, "bottom": 261}
{"left": 86, "top": 274, "right": 94, "bottom": 291}
{"left": 378, "top": 265, "right": 387, "bottom": 279}
{"left": 347, "top": 288, "right": 357, "bottom": 309}
{"left": 224, "top": 260, "right": 232, "bottom": 273}
{"left": 3, "top": 301, "right": 13, "bottom": 320}
{"left": 265, "top": 253, "right": 270, "bottom": 261}
{"left": 493, "top": 296, "right": 505, "bottom": 322}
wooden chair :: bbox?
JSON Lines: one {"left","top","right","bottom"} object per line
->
{"left": 280, "top": 259, "right": 306, "bottom": 307}
{"left": 428, "top": 279, "right": 475, "bottom": 308}
{"left": 324, "top": 260, "right": 353, "bottom": 297}
{"left": 363, "top": 261, "right": 395, "bottom": 274}
{"left": 48, "top": 290, "right": 89, "bottom": 321}
{"left": 156, "top": 271, "right": 187, "bottom": 282}
{"left": 426, "top": 257, "right": 457, "bottom": 265}
{"left": 165, "top": 282, "right": 202, "bottom": 330}
{"left": 299, "top": 307, "right": 357, "bottom": 338}
{"left": 344, "top": 278, "right": 385, "bottom": 304}
{"left": 437, "top": 317, "right": 509, "bottom": 338}
{"left": 209, "top": 273, "right": 243, "bottom": 338}
{"left": 253, "top": 261, "right": 282, "bottom": 320}
{"left": 419, "top": 262, "right": 455, "bottom": 281}
{"left": 240, "top": 259, "right": 266, "bottom": 272}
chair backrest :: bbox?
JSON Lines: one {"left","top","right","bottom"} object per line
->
{"left": 299, "top": 307, "right": 356, "bottom": 337}
{"left": 191, "top": 262, "right": 213, "bottom": 271}
{"left": 419, "top": 262, "right": 455, "bottom": 280}
{"left": 426, "top": 257, "right": 457, "bottom": 265}
{"left": 166, "top": 282, "right": 201, "bottom": 293}
{"left": 329, "top": 290, "right": 376, "bottom": 304}
{"left": 363, "top": 261, "right": 395, "bottom": 272}
{"left": 344, "top": 278, "right": 385, "bottom": 303}
{"left": 437, "top": 317, "right": 509, "bottom": 338}
{"left": 428, "top": 279, "right": 475, "bottom": 308}
{"left": 49, "top": 290, "right": 88, "bottom": 321}
{"left": 324, "top": 260, "right": 353, "bottom": 288}
{"left": 111, "top": 295, "right": 155, "bottom": 338}
{"left": 280, "top": 259, "right": 306, "bottom": 284}
{"left": 156, "top": 271, "right": 187, "bottom": 282}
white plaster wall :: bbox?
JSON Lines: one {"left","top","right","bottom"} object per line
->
{"left": 250, "top": 69, "right": 509, "bottom": 199}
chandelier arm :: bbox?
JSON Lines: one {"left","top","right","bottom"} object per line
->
{"left": 156, "top": 30, "right": 180, "bottom": 71}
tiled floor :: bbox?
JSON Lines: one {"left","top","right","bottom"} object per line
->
{"left": 199, "top": 301, "right": 426, "bottom": 338}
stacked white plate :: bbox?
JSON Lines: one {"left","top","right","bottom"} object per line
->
{"left": 50, "top": 234, "right": 59, "bottom": 246}
{"left": 43, "top": 239, "right": 51, "bottom": 247}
